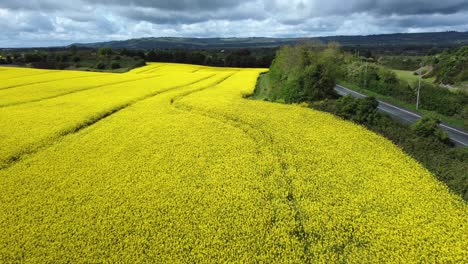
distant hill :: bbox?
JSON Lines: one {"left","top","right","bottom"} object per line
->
{"left": 72, "top": 31, "right": 468, "bottom": 50}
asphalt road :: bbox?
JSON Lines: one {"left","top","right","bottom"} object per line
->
{"left": 335, "top": 84, "right": 468, "bottom": 147}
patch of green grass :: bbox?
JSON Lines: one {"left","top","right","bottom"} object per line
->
{"left": 445, "top": 82, "right": 468, "bottom": 94}
{"left": 252, "top": 72, "right": 271, "bottom": 100}
{"left": 390, "top": 68, "right": 468, "bottom": 94}
{"left": 338, "top": 80, "right": 467, "bottom": 130}
{"left": 391, "top": 69, "right": 435, "bottom": 84}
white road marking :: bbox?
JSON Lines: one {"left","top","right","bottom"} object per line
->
{"left": 335, "top": 84, "right": 468, "bottom": 146}
{"left": 440, "top": 124, "right": 468, "bottom": 136}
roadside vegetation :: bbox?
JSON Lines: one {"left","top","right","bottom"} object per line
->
{"left": 353, "top": 46, "right": 468, "bottom": 93}
{"left": 390, "top": 68, "right": 435, "bottom": 84}
{"left": 254, "top": 43, "right": 468, "bottom": 200}
{"left": 341, "top": 58, "right": 468, "bottom": 129}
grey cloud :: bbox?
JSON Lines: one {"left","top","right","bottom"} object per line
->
{"left": 371, "top": 0, "right": 468, "bottom": 15}
{"left": 0, "top": 0, "right": 467, "bottom": 47}
{"left": 267, "top": 0, "right": 468, "bottom": 18}
{"left": 0, "top": 0, "right": 78, "bottom": 11}
{"left": 376, "top": 13, "right": 468, "bottom": 29}
{"left": 23, "top": 14, "right": 55, "bottom": 32}
{"left": 0, "top": 10, "right": 54, "bottom": 33}
{"left": 85, "top": 0, "right": 246, "bottom": 11}
{"left": 118, "top": 1, "right": 266, "bottom": 25}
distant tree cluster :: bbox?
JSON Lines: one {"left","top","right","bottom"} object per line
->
{"left": 265, "top": 43, "right": 342, "bottom": 103}
{"left": 0, "top": 46, "right": 276, "bottom": 70}
{"left": 145, "top": 48, "right": 274, "bottom": 68}
{"left": 0, "top": 46, "right": 145, "bottom": 72}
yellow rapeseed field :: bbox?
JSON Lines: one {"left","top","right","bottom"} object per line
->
{"left": 0, "top": 63, "right": 467, "bottom": 262}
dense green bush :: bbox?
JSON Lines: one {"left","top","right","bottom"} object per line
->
{"left": 110, "top": 62, "right": 121, "bottom": 69}
{"left": 132, "top": 59, "right": 146, "bottom": 68}
{"left": 411, "top": 116, "right": 450, "bottom": 144}
{"left": 333, "top": 96, "right": 380, "bottom": 125}
{"left": 434, "top": 46, "right": 468, "bottom": 84}
{"left": 267, "top": 43, "right": 340, "bottom": 103}
{"left": 96, "top": 62, "right": 106, "bottom": 69}
{"left": 417, "top": 82, "right": 467, "bottom": 116}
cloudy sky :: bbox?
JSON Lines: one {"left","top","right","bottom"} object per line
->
{"left": 1, "top": 0, "right": 467, "bottom": 47}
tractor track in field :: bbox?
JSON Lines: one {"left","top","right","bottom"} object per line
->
{"left": 0, "top": 73, "right": 105, "bottom": 91}
{"left": 0, "top": 74, "right": 164, "bottom": 107}
{"left": 170, "top": 72, "right": 237, "bottom": 104}
{"left": 144, "top": 65, "right": 167, "bottom": 74}
{"left": 0, "top": 74, "right": 218, "bottom": 171}
{"left": 135, "top": 65, "right": 165, "bottom": 74}
{"left": 170, "top": 71, "right": 313, "bottom": 261}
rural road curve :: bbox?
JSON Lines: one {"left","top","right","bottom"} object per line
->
{"left": 335, "top": 84, "right": 468, "bottom": 147}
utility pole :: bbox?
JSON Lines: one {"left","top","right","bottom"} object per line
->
{"left": 364, "top": 61, "right": 368, "bottom": 88}
{"left": 416, "top": 63, "right": 422, "bottom": 110}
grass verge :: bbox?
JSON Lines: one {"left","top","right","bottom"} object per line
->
{"left": 338, "top": 80, "right": 467, "bottom": 130}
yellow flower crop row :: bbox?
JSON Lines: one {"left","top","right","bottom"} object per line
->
{"left": 0, "top": 63, "right": 466, "bottom": 262}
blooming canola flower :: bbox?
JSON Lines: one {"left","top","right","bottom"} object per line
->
{"left": 0, "top": 63, "right": 466, "bottom": 262}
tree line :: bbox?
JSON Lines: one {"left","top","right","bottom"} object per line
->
{"left": 0, "top": 47, "right": 276, "bottom": 70}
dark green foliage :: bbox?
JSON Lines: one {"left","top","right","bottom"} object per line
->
{"left": 145, "top": 48, "right": 274, "bottom": 68}
{"left": 132, "top": 59, "right": 146, "bottom": 68}
{"left": 462, "top": 106, "right": 468, "bottom": 127}
{"left": 110, "top": 62, "right": 121, "bottom": 69}
{"left": 96, "top": 62, "right": 106, "bottom": 69}
{"left": 345, "top": 61, "right": 468, "bottom": 117}
{"left": 334, "top": 96, "right": 359, "bottom": 120}
{"left": 98, "top": 47, "right": 113, "bottom": 57}
{"left": 335, "top": 96, "right": 380, "bottom": 125}
{"left": 69, "top": 45, "right": 78, "bottom": 55}
{"left": 411, "top": 116, "right": 450, "bottom": 144}
{"left": 434, "top": 46, "right": 468, "bottom": 84}
{"left": 300, "top": 64, "right": 337, "bottom": 100}
{"left": 377, "top": 56, "right": 424, "bottom": 70}
{"left": 417, "top": 82, "right": 467, "bottom": 116}
{"left": 267, "top": 43, "right": 340, "bottom": 103}
{"left": 146, "top": 50, "right": 158, "bottom": 61}
{"left": 0, "top": 47, "right": 146, "bottom": 72}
